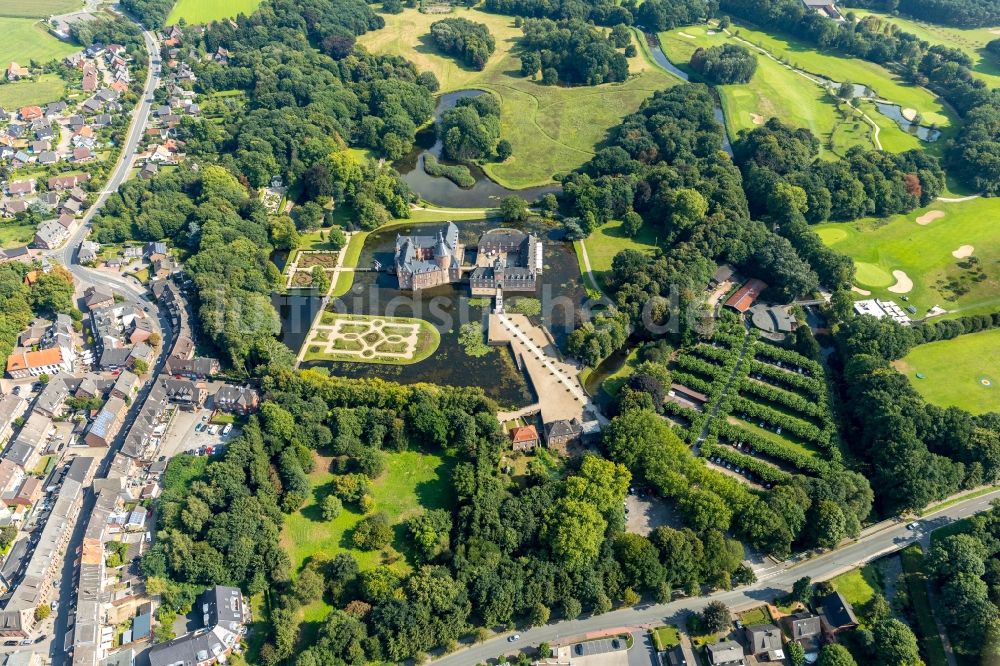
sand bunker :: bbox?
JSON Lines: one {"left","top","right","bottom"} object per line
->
{"left": 952, "top": 245, "right": 974, "bottom": 258}
{"left": 916, "top": 210, "right": 944, "bottom": 225}
{"left": 991, "top": 28, "right": 1000, "bottom": 35}
{"left": 901, "top": 108, "right": 918, "bottom": 121}
{"left": 851, "top": 285, "right": 872, "bottom": 296}
{"left": 887, "top": 270, "right": 913, "bottom": 294}
{"left": 678, "top": 32, "right": 696, "bottom": 38}
{"left": 750, "top": 113, "right": 765, "bottom": 125}
{"left": 706, "top": 30, "right": 718, "bottom": 35}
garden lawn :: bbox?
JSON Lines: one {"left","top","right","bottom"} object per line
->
{"left": 358, "top": 8, "right": 676, "bottom": 188}
{"left": 166, "top": 0, "right": 263, "bottom": 25}
{"left": 0, "top": 73, "right": 67, "bottom": 108}
{"left": 894, "top": 328, "right": 1000, "bottom": 415}
{"left": 731, "top": 21, "right": 956, "bottom": 131}
{"left": 282, "top": 449, "right": 455, "bottom": 575}
{"left": 0, "top": 0, "right": 79, "bottom": 18}
{"left": 852, "top": 9, "right": 1000, "bottom": 90}
{"left": 830, "top": 565, "right": 880, "bottom": 626}
{"left": 0, "top": 220, "right": 37, "bottom": 248}
{"left": 581, "top": 219, "right": 660, "bottom": 288}
{"left": 0, "top": 19, "right": 77, "bottom": 66}
{"left": 659, "top": 25, "right": 878, "bottom": 158}
{"left": 650, "top": 625, "right": 680, "bottom": 651}
{"left": 816, "top": 197, "right": 1000, "bottom": 317}
{"left": 727, "top": 416, "right": 821, "bottom": 460}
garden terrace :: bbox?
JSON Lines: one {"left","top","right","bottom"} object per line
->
{"left": 753, "top": 343, "right": 822, "bottom": 376}
{"left": 713, "top": 421, "right": 826, "bottom": 476}
{"left": 701, "top": 439, "right": 793, "bottom": 487}
{"left": 747, "top": 359, "right": 826, "bottom": 400}
{"left": 730, "top": 396, "right": 833, "bottom": 450}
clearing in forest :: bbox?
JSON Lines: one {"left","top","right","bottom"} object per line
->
{"left": 166, "top": 0, "right": 263, "bottom": 24}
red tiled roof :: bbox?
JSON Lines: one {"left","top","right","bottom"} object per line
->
{"left": 724, "top": 278, "right": 768, "bottom": 314}
{"left": 511, "top": 425, "right": 539, "bottom": 444}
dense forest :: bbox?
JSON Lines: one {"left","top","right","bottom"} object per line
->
{"left": 517, "top": 18, "right": 630, "bottom": 85}
{"left": 690, "top": 43, "right": 758, "bottom": 84}
{"left": 720, "top": 0, "right": 1000, "bottom": 194}
{"left": 844, "top": 0, "right": 1000, "bottom": 29}
{"left": 120, "top": 0, "right": 174, "bottom": 27}
{"left": 438, "top": 94, "right": 507, "bottom": 161}
{"left": 636, "top": 0, "right": 718, "bottom": 31}
{"left": 430, "top": 18, "right": 496, "bottom": 70}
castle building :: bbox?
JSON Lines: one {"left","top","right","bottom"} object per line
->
{"left": 469, "top": 228, "right": 542, "bottom": 295}
{"left": 394, "top": 223, "right": 463, "bottom": 290}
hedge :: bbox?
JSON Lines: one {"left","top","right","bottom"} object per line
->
{"left": 714, "top": 421, "right": 830, "bottom": 474}
{"left": 754, "top": 342, "right": 822, "bottom": 376}
{"left": 731, "top": 397, "right": 832, "bottom": 449}
{"left": 747, "top": 360, "right": 825, "bottom": 400}
{"left": 702, "top": 440, "right": 793, "bottom": 486}
{"left": 738, "top": 377, "right": 830, "bottom": 425}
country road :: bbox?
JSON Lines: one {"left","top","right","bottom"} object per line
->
{"left": 430, "top": 488, "right": 1000, "bottom": 665}
{"left": 48, "top": 22, "right": 162, "bottom": 304}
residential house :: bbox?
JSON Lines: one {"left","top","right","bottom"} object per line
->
{"left": 744, "top": 624, "right": 785, "bottom": 661}
{"left": 161, "top": 378, "right": 206, "bottom": 409}
{"left": 6, "top": 180, "right": 34, "bottom": 197}
{"left": 78, "top": 240, "right": 100, "bottom": 264}
{"left": 820, "top": 591, "right": 858, "bottom": 632}
{"left": 6, "top": 347, "right": 72, "bottom": 378}
{"left": 165, "top": 356, "right": 219, "bottom": 379}
{"left": 663, "top": 645, "right": 688, "bottom": 666}
{"left": 143, "top": 241, "right": 167, "bottom": 256}
{"left": 544, "top": 418, "right": 583, "bottom": 447}
{"left": 0, "top": 459, "right": 24, "bottom": 496}
{"left": 33, "top": 219, "right": 70, "bottom": 250}
{"left": 785, "top": 612, "right": 823, "bottom": 654}
{"left": 6, "top": 62, "right": 28, "bottom": 81}
{"left": 213, "top": 385, "right": 259, "bottom": 414}
{"left": 150, "top": 253, "right": 177, "bottom": 279}
{"left": 29, "top": 140, "right": 50, "bottom": 154}
{"left": 34, "top": 379, "right": 69, "bottom": 419}
{"left": 44, "top": 101, "right": 67, "bottom": 118}
{"left": 510, "top": 425, "right": 539, "bottom": 451}
{"left": 81, "top": 67, "right": 97, "bottom": 92}
{"left": 48, "top": 172, "right": 90, "bottom": 190}
{"left": 18, "top": 319, "right": 49, "bottom": 347}
{"left": 9, "top": 477, "right": 43, "bottom": 508}
{"left": 18, "top": 106, "right": 42, "bottom": 121}
{"left": 83, "top": 286, "right": 115, "bottom": 310}
{"left": 724, "top": 279, "right": 768, "bottom": 314}
{"left": 0, "top": 394, "right": 28, "bottom": 446}
{"left": 84, "top": 396, "right": 127, "bottom": 447}
{"left": 147, "top": 586, "right": 248, "bottom": 666}
{"left": 111, "top": 370, "right": 139, "bottom": 401}
{"left": 139, "top": 161, "right": 158, "bottom": 179}
{"left": 37, "top": 151, "right": 58, "bottom": 166}
{"left": 705, "top": 640, "right": 746, "bottom": 666}
{"left": 73, "top": 147, "right": 94, "bottom": 163}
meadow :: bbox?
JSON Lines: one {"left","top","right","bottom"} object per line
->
{"left": 894, "top": 328, "right": 999, "bottom": 415}
{"left": 358, "top": 8, "right": 676, "bottom": 189}
{"left": 0, "top": 73, "right": 67, "bottom": 109}
{"left": 816, "top": 197, "right": 1000, "bottom": 317}
{"left": 659, "top": 24, "right": 903, "bottom": 157}
{"left": 851, "top": 9, "right": 1000, "bottom": 90}
{"left": 166, "top": 0, "right": 263, "bottom": 25}
{"left": 580, "top": 218, "right": 660, "bottom": 285}
{"left": 282, "top": 449, "right": 454, "bottom": 625}
{"left": 0, "top": 0, "right": 79, "bottom": 17}
{"left": 0, "top": 18, "right": 78, "bottom": 67}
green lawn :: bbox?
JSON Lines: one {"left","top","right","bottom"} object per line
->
{"left": 900, "top": 545, "right": 949, "bottom": 666}
{"left": 0, "top": 18, "right": 78, "bottom": 67}
{"left": 659, "top": 25, "right": 883, "bottom": 158}
{"left": 580, "top": 219, "right": 660, "bottom": 288}
{"left": 358, "top": 8, "right": 676, "bottom": 188}
{"left": 816, "top": 197, "right": 1000, "bottom": 317}
{"left": 166, "top": 0, "right": 263, "bottom": 25}
{"left": 303, "top": 312, "right": 441, "bottom": 365}
{"left": 0, "top": 73, "right": 67, "bottom": 108}
{"left": 830, "top": 565, "right": 881, "bottom": 627}
{"left": 894, "top": 329, "right": 1000, "bottom": 415}
{"left": 851, "top": 9, "right": 1000, "bottom": 90}
{"left": 282, "top": 449, "right": 455, "bottom": 575}
{"left": 0, "top": 0, "right": 80, "bottom": 18}
{"left": 650, "top": 625, "right": 680, "bottom": 651}
{"left": 0, "top": 220, "right": 36, "bottom": 248}
{"left": 727, "top": 416, "right": 821, "bottom": 459}
{"left": 730, "top": 21, "right": 956, "bottom": 131}
{"left": 738, "top": 606, "right": 772, "bottom": 626}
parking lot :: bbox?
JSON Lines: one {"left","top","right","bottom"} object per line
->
{"left": 565, "top": 637, "right": 629, "bottom": 666}
{"left": 156, "top": 404, "right": 240, "bottom": 460}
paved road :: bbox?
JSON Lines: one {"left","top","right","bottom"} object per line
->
{"left": 430, "top": 488, "right": 1000, "bottom": 665}
{"left": 49, "top": 24, "right": 162, "bottom": 306}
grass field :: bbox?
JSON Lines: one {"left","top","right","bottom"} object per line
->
{"left": 831, "top": 565, "right": 880, "bottom": 626}
{"left": 731, "top": 22, "right": 955, "bottom": 131}
{"left": 816, "top": 197, "right": 1000, "bottom": 317}
{"left": 358, "top": 8, "right": 676, "bottom": 189}
{"left": 0, "top": 72, "right": 66, "bottom": 108}
{"left": 852, "top": 9, "right": 1000, "bottom": 90}
{"left": 0, "top": 220, "right": 37, "bottom": 248}
{"left": 166, "top": 0, "right": 263, "bottom": 25}
{"left": 283, "top": 449, "right": 454, "bottom": 575}
{"left": 894, "top": 329, "right": 999, "bottom": 415}
{"left": 650, "top": 625, "right": 680, "bottom": 651}
{"left": 580, "top": 219, "right": 660, "bottom": 286}
{"left": 0, "top": 18, "right": 78, "bottom": 68}
{"left": 660, "top": 25, "right": 887, "bottom": 158}
{"left": 0, "top": 0, "right": 79, "bottom": 18}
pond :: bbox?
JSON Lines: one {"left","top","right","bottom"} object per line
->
{"left": 873, "top": 102, "right": 941, "bottom": 141}
{"left": 396, "top": 90, "right": 561, "bottom": 207}
{"left": 296, "top": 218, "right": 593, "bottom": 408}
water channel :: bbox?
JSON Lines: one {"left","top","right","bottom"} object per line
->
{"left": 296, "top": 218, "right": 591, "bottom": 408}
{"left": 396, "top": 90, "right": 561, "bottom": 207}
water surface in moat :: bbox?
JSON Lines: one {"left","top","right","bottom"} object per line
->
{"left": 396, "top": 90, "right": 560, "bottom": 208}
{"left": 297, "top": 219, "right": 592, "bottom": 408}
